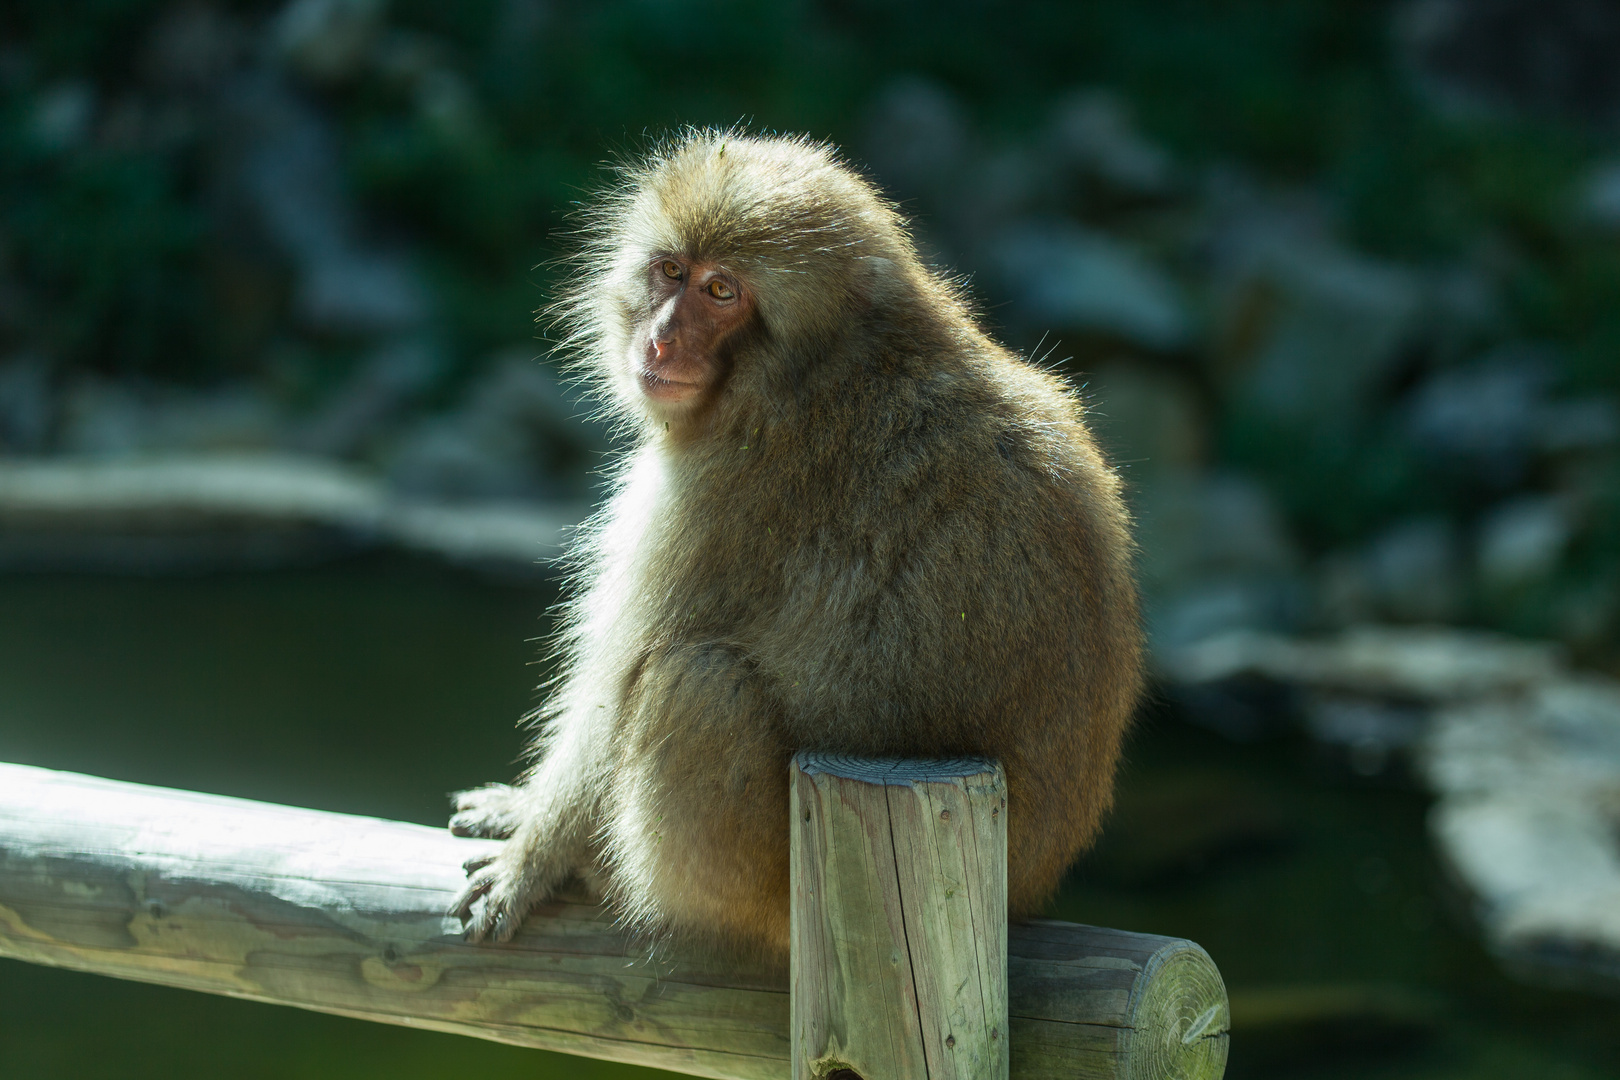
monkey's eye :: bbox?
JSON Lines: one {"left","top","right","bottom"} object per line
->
{"left": 707, "top": 279, "right": 736, "bottom": 301}
{"left": 660, "top": 260, "right": 682, "bottom": 280}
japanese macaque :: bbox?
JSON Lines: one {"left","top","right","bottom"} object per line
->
{"left": 449, "top": 130, "right": 1143, "bottom": 959}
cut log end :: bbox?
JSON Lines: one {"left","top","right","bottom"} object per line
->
{"left": 1125, "top": 938, "right": 1230, "bottom": 1080}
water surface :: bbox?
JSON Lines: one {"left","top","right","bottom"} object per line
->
{"left": 0, "top": 560, "right": 1614, "bottom": 1078}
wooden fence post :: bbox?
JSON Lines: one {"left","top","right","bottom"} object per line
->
{"left": 791, "top": 753, "right": 1008, "bottom": 1080}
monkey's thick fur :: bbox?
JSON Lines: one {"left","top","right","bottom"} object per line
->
{"left": 450, "top": 131, "right": 1143, "bottom": 959}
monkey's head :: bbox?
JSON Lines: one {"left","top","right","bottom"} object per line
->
{"left": 556, "top": 130, "right": 937, "bottom": 435}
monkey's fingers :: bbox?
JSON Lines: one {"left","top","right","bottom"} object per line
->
{"left": 448, "top": 783, "right": 520, "bottom": 839}
{"left": 451, "top": 868, "right": 533, "bottom": 944}
{"left": 491, "top": 905, "right": 522, "bottom": 943}
{"left": 450, "top": 814, "right": 514, "bottom": 839}
{"left": 448, "top": 870, "right": 495, "bottom": 928}
{"left": 462, "top": 852, "right": 498, "bottom": 873}
{"left": 482, "top": 876, "right": 532, "bottom": 943}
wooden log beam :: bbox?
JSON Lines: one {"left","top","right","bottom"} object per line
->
{"left": 0, "top": 761, "right": 1229, "bottom": 1080}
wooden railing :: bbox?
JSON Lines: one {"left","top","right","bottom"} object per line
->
{"left": 0, "top": 757, "right": 1228, "bottom": 1080}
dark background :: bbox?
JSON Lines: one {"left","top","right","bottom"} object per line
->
{"left": 1, "top": 1, "right": 1618, "bottom": 1077}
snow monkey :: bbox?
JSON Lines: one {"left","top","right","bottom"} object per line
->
{"left": 449, "top": 130, "right": 1143, "bottom": 958}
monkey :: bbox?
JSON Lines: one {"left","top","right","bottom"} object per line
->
{"left": 449, "top": 130, "right": 1143, "bottom": 961}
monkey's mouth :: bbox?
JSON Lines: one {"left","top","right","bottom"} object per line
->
{"left": 639, "top": 368, "right": 700, "bottom": 402}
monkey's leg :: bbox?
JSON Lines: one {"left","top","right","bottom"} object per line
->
{"left": 602, "top": 645, "right": 792, "bottom": 957}
{"left": 449, "top": 720, "right": 607, "bottom": 943}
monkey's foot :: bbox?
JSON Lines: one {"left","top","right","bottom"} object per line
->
{"left": 448, "top": 783, "right": 522, "bottom": 839}
{"left": 449, "top": 849, "right": 545, "bottom": 944}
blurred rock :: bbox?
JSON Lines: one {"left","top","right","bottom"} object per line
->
{"left": 1403, "top": 346, "right": 1550, "bottom": 483}
{"left": 0, "top": 453, "right": 580, "bottom": 575}
{"left": 58, "top": 378, "right": 284, "bottom": 456}
{"left": 225, "top": 71, "right": 427, "bottom": 335}
{"left": 1397, "top": 0, "right": 1620, "bottom": 127}
{"left": 1537, "top": 395, "right": 1619, "bottom": 454}
{"left": 1365, "top": 517, "right": 1464, "bottom": 623}
{"left": 1404, "top": 347, "right": 1617, "bottom": 478}
{"left": 31, "top": 82, "right": 95, "bottom": 151}
{"left": 295, "top": 337, "right": 440, "bottom": 457}
{"left": 1201, "top": 172, "right": 1433, "bottom": 422}
{"left": 1421, "top": 677, "right": 1620, "bottom": 987}
{"left": 1321, "top": 514, "right": 1477, "bottom": 625}
{"left": 1135, "top": 471, "right": 1303, "bottom": 653}
{"left": 386, "top": 350, "right": 609, "bottom": 500}
{"left": 1478, "top": 495, "right": 1577, "bottom": 591}
{"left": 297, "top": 250, "right": 424, "bottom": 335}
{"left": 1316, "top": 550, "right": 1378, "bottom": 627}
{"left": 387, "top": 499, "right": 577, "bottom": 577}
{"left": 275, "top": 0, "right": 388, "bottom": 86}
{"left": 1581, "top": 160, "right": 1620, "bottom": 229}
{"left": 1045, "top": 88, "right": 1173, "bottom": 195}
{"left": 1137, "top": 471, "right": 1299, "bottom": 590}
{"left": 992, "top": 222, "right": 1189, "bottom": 349}
{"left": 0, "top": 355, "right": 52, "bottom": 453}
{"left": 1302, "top": 695, "right": 1429, "bottom": 776}
{"left": 1163, "top": 625, "right": 1564, "bottom": 702}
{"left": 464, "top": 349, "right": 597, "bottom": 434}
{"left": 57, "top": 379, "right": 143, "bottom": 456}
{"left": 1152, "top": 579, "right": 1306, "bottom": 659}
{"left": 1085, "top": 361, "right": 1209, "bottom": 479}
{"left": 1165, "top": 617, "right": 1620, "bottom": 984}
{"left": 1426, "top": 677, "right": 1620, "bottom": 796}
{"left": 386, "top": 417, "right": 527, "bottom": 500}
{"left": 1223, "top": 233, "right": 1422, "bottom": 425}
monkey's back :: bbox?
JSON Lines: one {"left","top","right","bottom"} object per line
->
{"left": 629, "top": 325, "right": 1143, "bottom": 920}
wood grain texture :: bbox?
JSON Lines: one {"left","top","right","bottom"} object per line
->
{"left": 791, "top": 754, "right": 1008, "bottom": 1080}
{"left": 0, "top": 761, "right": 1227, "bottom": 1079}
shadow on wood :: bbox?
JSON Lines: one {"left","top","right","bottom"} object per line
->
{"left": 0, "top": 761, "right": 1228, "bottom": 1079}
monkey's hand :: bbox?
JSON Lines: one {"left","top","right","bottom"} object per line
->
{"left": 449, "top": 844, "right": 549, "bottom": 944}
{"left": 448, "top": 783, "right": 523, "bottom": 839}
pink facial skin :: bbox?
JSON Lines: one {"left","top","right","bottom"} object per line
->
{"left": 633, "top": 256, "right": 752, "bottom": 411}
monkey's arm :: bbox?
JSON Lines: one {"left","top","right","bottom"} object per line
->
{"left": 449, "top": 716, "right": 607, "bottom": 943}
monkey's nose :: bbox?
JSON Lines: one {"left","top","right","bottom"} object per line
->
{"left": 653, "top": 340, "right": 672, "bottom": 362}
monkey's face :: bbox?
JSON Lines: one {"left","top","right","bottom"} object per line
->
{"left": 631, "top": 255, "right": 753, "bottom": 418}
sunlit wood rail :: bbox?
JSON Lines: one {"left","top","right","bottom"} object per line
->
{"left": 0, "top": 759, "right": 1228, "bottom": 1079}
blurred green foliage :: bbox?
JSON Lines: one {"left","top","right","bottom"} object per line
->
{"left": 5, "top": 0, "right": 1611, "bottom": 380}
{"left": 2, "top": 0, "right": 1619, "bottom": 647}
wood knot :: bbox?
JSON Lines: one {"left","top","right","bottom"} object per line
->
{"left": 945, "top": 1035, "right": 956, "bottom": 1049}
{"left": 939, "top": 809, "right": 950, "bottom": 821}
